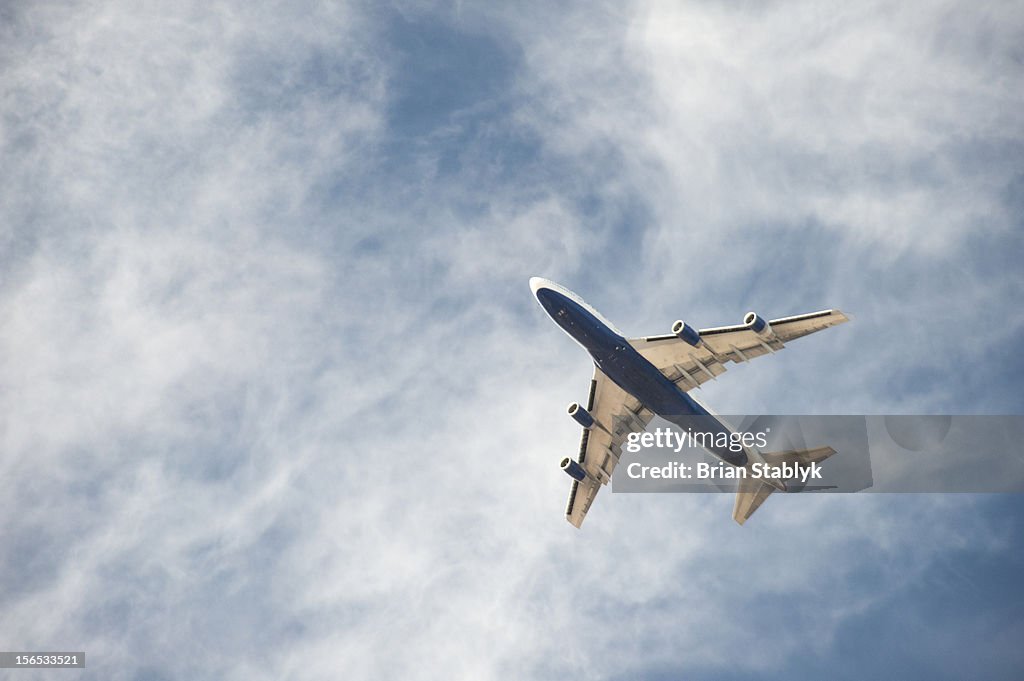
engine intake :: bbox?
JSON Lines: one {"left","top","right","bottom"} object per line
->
{"left": 671, "top": 320, "right": 701, "bottom": 347}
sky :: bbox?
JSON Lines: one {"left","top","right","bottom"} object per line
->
{"left": 1, "top": 1, "right": 1023, "bottom": 679}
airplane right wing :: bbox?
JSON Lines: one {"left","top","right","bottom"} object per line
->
{"left": 563, "top": 366, "right": 655, "bottom": 528}
{"left": 629, "top": 309, "right": 849, "bottom": 392}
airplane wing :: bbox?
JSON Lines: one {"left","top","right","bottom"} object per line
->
{"left": 628, "top": 309, "right": 848, "bottom": 392}
{"left": 564, "top": 366, "right": 655, "bottom": 528}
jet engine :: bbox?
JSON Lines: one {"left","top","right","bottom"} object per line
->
{"left": 567, "top": 402, "right": 595, "bottom": 429}
{"left": 744, "top": 312, "right": 775, "bottom": 340}
{"left": 560, "top": 457, "right": 587, "bottom": 481}
{"left": 671, "top": 320, "right": 701, "bottom": 347}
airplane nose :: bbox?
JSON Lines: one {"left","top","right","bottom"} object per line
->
{"left": 529, "top": 277, "right": 547, "bottom": 296}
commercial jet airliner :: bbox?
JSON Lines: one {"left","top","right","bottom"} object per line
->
{"left": 530, "top": 277, "right": 849, "bottom": 527}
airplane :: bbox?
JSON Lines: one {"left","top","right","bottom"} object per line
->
{"left": 529, "top": 277, "right": 849, "bottom": 527}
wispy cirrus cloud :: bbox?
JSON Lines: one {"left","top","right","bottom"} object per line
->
{"left": 1, "top": 1, "right": 1022, "bottom": 680}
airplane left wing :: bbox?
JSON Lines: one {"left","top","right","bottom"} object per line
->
{"left": 628, "top": 309, "right": 848, "bottom": 392}
{"left": 564, "top": 367, "right": 655, "bottom": 528}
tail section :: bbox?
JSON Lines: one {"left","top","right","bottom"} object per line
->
{"left": 732, "top": 446, "right": 836, "bottom": 525}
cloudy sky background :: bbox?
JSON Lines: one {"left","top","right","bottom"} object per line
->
{"left": 2, "top": 1, "right": 1023, "bottom": 679}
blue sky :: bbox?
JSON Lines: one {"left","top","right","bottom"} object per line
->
{"left": 1, "top": 1, "right": 1023, "bottom": 679}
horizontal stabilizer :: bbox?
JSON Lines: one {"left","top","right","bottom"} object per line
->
{"left": 760, "top": 445, "right": 835, "bottom": 467}
{"left": 732, "top": 446, "right": 837, "bottom": 525}
{"left": 733, "top": 477, "right": 775, "bottom": 525}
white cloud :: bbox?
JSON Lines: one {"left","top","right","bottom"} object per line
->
{"left": 1, "top": 1, "right": 1022, "bottom": 680}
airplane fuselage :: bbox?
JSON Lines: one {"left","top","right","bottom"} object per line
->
{"left": 532, "top": 279, "right": 748, "bottom": 467}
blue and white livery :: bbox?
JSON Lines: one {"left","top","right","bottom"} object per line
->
{"left": 530, "top": 277, "right": 849, "bottom": 527}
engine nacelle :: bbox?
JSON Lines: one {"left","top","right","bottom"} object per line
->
{"left": 671, "top": 320, "right": 701, "bottom": 347}
{"left": 567, "top": 402, "right": 595, "bottom": 429}
{"left": 560, "top": 457, "right": 587, "bottom": 481}
{"left": 744, "top": 312, "right": 775, "bottom": 340}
